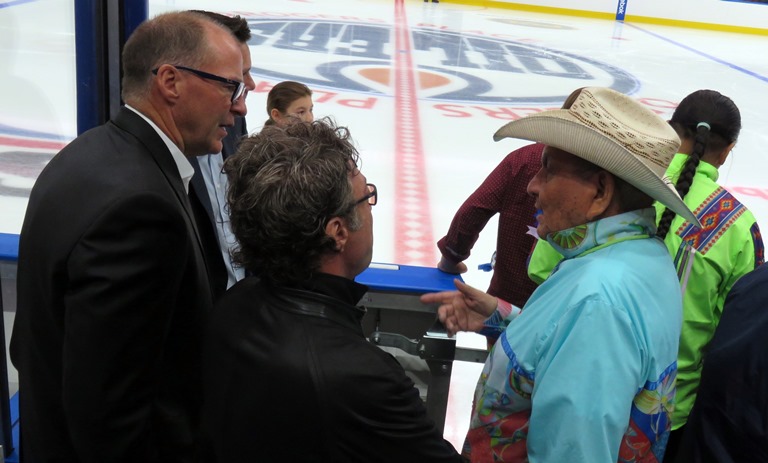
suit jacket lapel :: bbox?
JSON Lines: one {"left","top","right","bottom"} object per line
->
{"left": 111, "top": 107, "right": 211, "bottom": 275}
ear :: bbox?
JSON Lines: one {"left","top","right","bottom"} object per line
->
{"left": 586, "top": 171, "right": 615, "bottom": 220}
{"left": 153, "top": 64, "right": 182, "bottom": 102}
{"left": 325, "top": 216, "right": 349, "bottom": 253}
{"left": 270, "top": 108, "right": 283, "bottom": 124}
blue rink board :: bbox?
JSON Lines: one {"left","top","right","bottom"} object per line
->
{"left": 0, "top": 234, "right": 460, "bottom": 294}
{"left": 5, "top": 393, "right": 19, "bottom": 462}
{"left": 0, "top": 233, "right": 19, "bottom": 262}
{"left": 356, "top": 262, "right": 461, "bottom": 294}
{"left": 0, "top": 234, "right": 19, "bottom": 460}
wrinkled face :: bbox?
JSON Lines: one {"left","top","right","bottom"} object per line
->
{"left": 345, "top": 169, "right": 374, "bottom": 277}
{"left": 281, "top": 95, "right": 314, "bottom": 125}
{"left": 527, "top": 146, "right": 601, "bottom": 238}
{"left": 175, "top": 25, "right": 246, "bottom": 156}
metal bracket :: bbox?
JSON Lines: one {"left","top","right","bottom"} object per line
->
{"left": 369, "top": 331, "right": 420, "bottom": 356}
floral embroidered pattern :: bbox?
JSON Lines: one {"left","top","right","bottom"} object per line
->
{"left": 546, "top": 209, "right": 656, "bottom": 259}
{"left": 618, "top": 366, "right": 676, "bottom": 462}
{"left": 466, "top": 209, "right": 675, "bottom": 462}
{"left": 550, "top": 224, "right": 588, "bottom": 249}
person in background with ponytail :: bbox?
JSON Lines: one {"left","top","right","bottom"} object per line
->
{"left": 657, "top": 89, "right": 764, "bottom": 461}
{"left": 263, "top": 80, "right": 314, "bottom": 127}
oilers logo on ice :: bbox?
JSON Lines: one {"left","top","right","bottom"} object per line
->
{"left": 246, "top": 18, "right": 639, "bottom": 104}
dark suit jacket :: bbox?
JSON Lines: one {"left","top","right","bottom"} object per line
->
{"left": 10, "top": 108, "right": 214, "bottom": 463}
{"left": 188, "top": 117, "right": 247, "bottom": 300}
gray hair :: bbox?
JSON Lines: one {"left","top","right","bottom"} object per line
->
{"left": 121, "top": 11, "right": 226, "bottom": 101}
{"left": 190, "top": 10, "right": 251, "bottom": 43}
{"left": 225, "top": 118, "right": 362, "bottom": 284}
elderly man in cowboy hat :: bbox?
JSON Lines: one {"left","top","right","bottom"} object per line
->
{"left": 422, "top": 87, "right": 700, "bottom": 463}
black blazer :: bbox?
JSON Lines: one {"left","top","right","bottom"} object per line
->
{"left": 10, "top": 108, "right": 214, "bottom": 463}
{"left": 188, "top": 117, "right": 247, "bottom": 300}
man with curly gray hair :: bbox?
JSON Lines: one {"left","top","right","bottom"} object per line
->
{"left": 199, "top": 118, "right": 465, "bottom": 463}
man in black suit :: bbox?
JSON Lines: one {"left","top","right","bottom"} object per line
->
{"left": 10, "top": 11, "right": 247, "bottom": 463}
{"left": 188, "top": 11, "right": 256, "bottom": 299}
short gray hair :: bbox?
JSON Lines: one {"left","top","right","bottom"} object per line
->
{"left": 121, "top": 11, "right": 225, "bottom": 101}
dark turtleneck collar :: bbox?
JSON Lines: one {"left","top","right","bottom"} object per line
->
{"left": 290, "top": 272, "right": 369, "bottom": 307}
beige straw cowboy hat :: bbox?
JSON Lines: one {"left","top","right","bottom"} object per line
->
{"left": 494, "top": 87, "right": 701, "bottom": 228}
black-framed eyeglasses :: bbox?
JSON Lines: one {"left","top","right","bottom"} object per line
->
{"left": 355, "top": 183, "right": 377, "bottom": 206}
{"left": 152, "top": 65, "right": 246, "bottom": 104}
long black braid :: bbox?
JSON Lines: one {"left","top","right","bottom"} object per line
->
{"left": 656, "top": 90, "right": 741, "bottom": 239}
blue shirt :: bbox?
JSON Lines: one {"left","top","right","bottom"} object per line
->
{"left": 466, "top": 209, "right": 682, "bottom": 463}
{"left": 197, "top": 153, "right": 244, "bottom": 287}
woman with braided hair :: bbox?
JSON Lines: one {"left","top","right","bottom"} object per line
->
{"left": 657, "top": 89, "right": 764, "bottom": 461}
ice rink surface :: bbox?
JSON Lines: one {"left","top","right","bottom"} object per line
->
{"left": 2, "top": 0, "right": 768, "bottom": 450}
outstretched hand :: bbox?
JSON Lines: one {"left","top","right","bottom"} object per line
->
{"left": 420, "top": 279, "right": 497, "bottom": 336}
